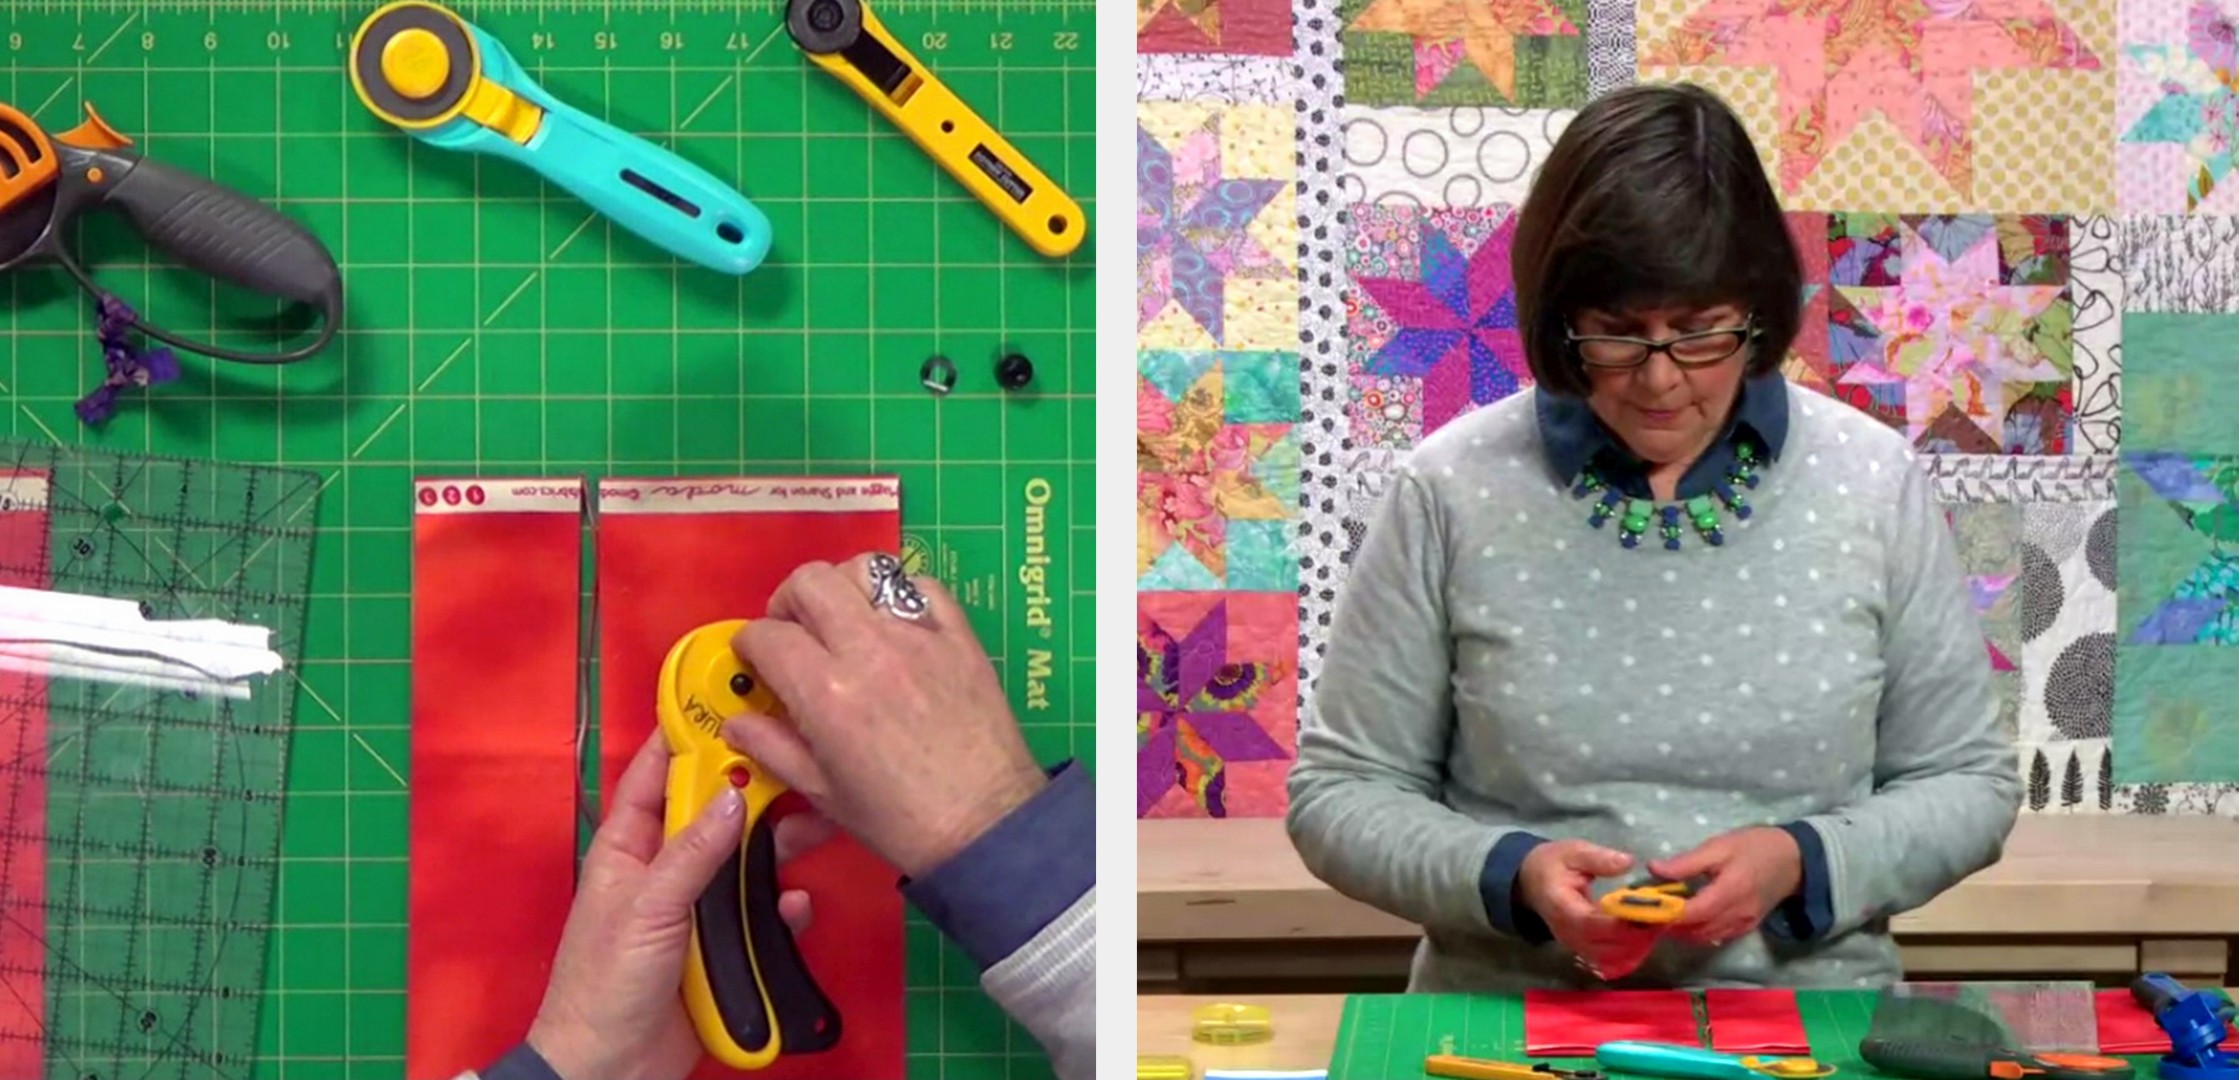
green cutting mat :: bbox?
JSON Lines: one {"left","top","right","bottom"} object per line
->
{"left": 0, "top": 0, "right": 1093, "bottom": 1075}
{"left": 1326, "top": 992, "right": 2178, "bottom": 1080}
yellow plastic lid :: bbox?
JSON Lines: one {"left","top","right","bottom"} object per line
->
{"left": 1138, "top": 1054, "right": 1196, "bottom": 1080}
{"left": 1191, "top": 1002, "right": 1275, "bottom": 1045}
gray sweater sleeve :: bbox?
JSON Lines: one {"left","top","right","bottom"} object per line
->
{"left": 1792, "top": 455, "right": 2023, "bottom": 939}
{"left": 1285, "top": 469, "right": 1517, "bottom": 936}
{"left": 980, "top": 889, "right": 1095, "bottom": 1080}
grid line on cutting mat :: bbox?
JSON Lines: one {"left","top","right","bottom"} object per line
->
{"left": 1, "top": 0, "right": 1092, "bottom": 1076}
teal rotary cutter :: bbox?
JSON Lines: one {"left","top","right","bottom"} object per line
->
{"left": 348, "top": 0, "right": 771, "bottom": 275}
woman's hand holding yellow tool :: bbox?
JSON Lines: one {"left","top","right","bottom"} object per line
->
{"left": 1517, "top": 840, "right": 1665, "bottom": 981}
{"left": 722, "top": 554, "right": 1049, "bottom": 880}
{"left": 524, "top": 732, "right": 828, "bottom": 1080}
{"left": 1648, "top": 827, "right": 1805, "bottom": 947}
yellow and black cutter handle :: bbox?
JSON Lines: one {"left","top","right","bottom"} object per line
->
{"left": 786, "top": 0, "right": 1085, "bottom": 258}
{"left": 1600, "top": 874, "right": 1711, "bottom": 925}
{"left": 658, "top": 620, "right": 840, "bottom": 1069}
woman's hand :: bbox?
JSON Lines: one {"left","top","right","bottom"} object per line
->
{"left": 1648, "top": 826, "right": 1803, "bottom": 947}
{"left": 723, "top": 553, "right": 1050, "bottom": 879}
{"left": 524, "top": 732, "right": 831, "bottom": 1080}
{"left": 1517, "top": 839, "right": 1663, "bottom": 981}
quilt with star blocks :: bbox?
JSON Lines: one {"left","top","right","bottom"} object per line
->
{"left": 1136, "top": 0, "right": 2239, "bottom": 819}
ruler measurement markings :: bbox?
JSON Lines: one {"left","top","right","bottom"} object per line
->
{"left": 0, "top": 441, "right": 315, "bottom": 1077}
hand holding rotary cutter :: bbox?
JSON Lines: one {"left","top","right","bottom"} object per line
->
{"left": 657, "top": 620, "right": 839, "bottom": 1069}
{"left": 787, "top": 0, "right": 1084, "bottom": 257}
{"left": 351, "top": 1, "right": 771, "bottom": 275}
{"left": 0, "top": 101, "right": 342, "bottom": 372}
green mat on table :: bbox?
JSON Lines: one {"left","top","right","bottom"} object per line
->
{"left": 3, "top": 0, "right": 1092, "bottom": 1076}
{"left": 1327, "top": 992, "right": 2178, "bottom": 1080}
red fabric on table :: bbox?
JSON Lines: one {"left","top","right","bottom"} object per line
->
{"left": 595, "top": 476, "right": 906, "bottom": 1080}
{"left": 1525, "top": 990, "right": 1701, "bottom": 1055}
{"left": 407, "top": 479, "right": 585, "bottom": 1080}
{"left": 0, "top": 471, "right": 49, "bottom": 1078}
{"left": 1704, "top": 989, "right": 1810, "bottom": 1054}
{"left": 2097, "top": 987, "right": 2238, "bottom": 1053}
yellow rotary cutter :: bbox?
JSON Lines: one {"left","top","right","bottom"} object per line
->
{"left": 786, "top": 0, "right": 1084, "bottom": 257}
{"left": 657, "top": 620, "right": 839, "bottom": 1068}
{"left": 1599, "top": 875, "right": 1709, "bottom": 926}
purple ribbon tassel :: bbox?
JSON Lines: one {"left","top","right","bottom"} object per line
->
{"left": 76, "top": 294, "right": 180, "bottom": 425}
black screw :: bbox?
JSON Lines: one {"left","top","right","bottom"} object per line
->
{"left": 729, "top": 673, "right": 754, "bottom": 697}
{"left": 920, "top": 354, "right": 957, "bottom": 396}
{"left": 995, "top": 352, "right": 1033, "bottom": 391}
{"left": 809, "top": 0, "right": 844, "bottom": 32}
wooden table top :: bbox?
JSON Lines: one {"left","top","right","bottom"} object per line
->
{"left": 1140, "top": 815, "right": 2239, "bottom": 941}
{"left": 1136, "top": 989, "right": 2239, "bottom": 1075}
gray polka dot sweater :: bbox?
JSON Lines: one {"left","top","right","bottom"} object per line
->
{"left": 1286, "top": 385, "right": 2024, "bottom": 991}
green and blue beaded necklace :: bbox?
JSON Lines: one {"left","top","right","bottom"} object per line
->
{"left": 1570, "top": 441, "right": 1764, "bottom": 550}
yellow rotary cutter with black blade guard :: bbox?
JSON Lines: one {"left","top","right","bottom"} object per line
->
{"left": 787, "top": 0, "right": 1084, "bottom": 257}
{"left": 657, "top": 621, "right": 839, "bottom": 1069}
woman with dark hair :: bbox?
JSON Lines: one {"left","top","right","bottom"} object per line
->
{"left": 1285, "top": 83, "right": 2022, "bottom": 990}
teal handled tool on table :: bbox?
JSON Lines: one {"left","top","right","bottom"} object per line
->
{"left": 1598, "top": 1041, "right": 1836, "bottom": 1079}
{"left": 348, "top": 0, "right": 772, "bottom": 275}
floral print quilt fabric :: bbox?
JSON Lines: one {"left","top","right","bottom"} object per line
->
{"left": 1137, "top": 0, "right": 2239, "bottom": 817}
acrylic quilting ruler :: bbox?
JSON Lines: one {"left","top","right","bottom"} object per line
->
{"left": 0, "top": 439, "right": 319, "bottom": 1079}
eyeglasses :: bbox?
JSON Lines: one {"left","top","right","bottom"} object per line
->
{"left": 1566, "top": 316, "right": 1759, "bottom": 370}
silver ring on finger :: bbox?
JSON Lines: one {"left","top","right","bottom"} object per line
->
{"left": 866, "top": 553, "right": 929, "bottom": 622}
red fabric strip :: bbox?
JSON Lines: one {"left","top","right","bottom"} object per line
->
{"left": 596, "top": 476, "right": 905, "bottom": 1080}
{"left": 1525, "top": 990, "right": 1700, "bottom": 1056}
{"left": 1704, "top": 989, "right": 1809, "bottom": 1054}
{"left": 2097, "top": 987, "right": 2238, "bottom": 1053}
{"left": 407, "top": 478, "right": 584, "bottom": 1080}
{"left": 0, "top": 471, "right": 50, "bottom": 1077}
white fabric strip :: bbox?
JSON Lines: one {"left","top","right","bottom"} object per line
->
{"left": 0, "top": 585, "right": 283, "bottom": 699}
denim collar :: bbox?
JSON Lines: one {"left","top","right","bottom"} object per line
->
{"left": 1534, "top": 369, "right": 1790, "bottom": 500}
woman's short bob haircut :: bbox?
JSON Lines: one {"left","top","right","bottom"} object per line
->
{"left": 1509, "top": 82, "right": 1804, "bottom": 398}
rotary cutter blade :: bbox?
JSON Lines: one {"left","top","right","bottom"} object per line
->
{"left": 657, "top": 620, "right": 840, "bottom": 1068}
{"left": 787, "top": 0, "right": 1084, "bottom": 258}
{"left": 350, "top": 1, "right": 771, "bottom": 275}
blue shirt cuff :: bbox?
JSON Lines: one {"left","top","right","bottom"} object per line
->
{"left": 483, "top": 1043, "right": 564, "bottom": 1080}
{"left": 1765, "top": 821, "right": 1832, "bottom": 941}
{"left": 1478, "top": 831, "right": 1551, "bottom": 943}
{"left": 900, "top": 760, "right": 1093, "bottom": 971}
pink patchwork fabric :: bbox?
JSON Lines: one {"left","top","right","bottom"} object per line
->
{"left": 1345, "top": 203, "right": 1534, "bottom": 445}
